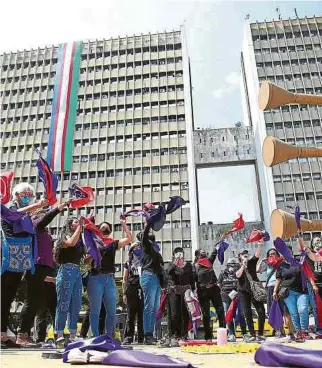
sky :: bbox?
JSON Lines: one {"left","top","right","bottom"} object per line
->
{"left": 1, "top": 0, "right": 321, "bottom": 224}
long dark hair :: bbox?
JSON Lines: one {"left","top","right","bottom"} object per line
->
{"left": 54, "top": 216, "right": 77, "bottom": 264}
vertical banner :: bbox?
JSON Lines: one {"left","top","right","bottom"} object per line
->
{"left": 47, "top": 41, "right": 82, "bottom": 172}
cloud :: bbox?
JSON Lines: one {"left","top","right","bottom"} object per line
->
{"left": 212, "top": 71, "right": 240, "bottom": 99}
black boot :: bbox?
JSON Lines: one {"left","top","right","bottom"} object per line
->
{"left": 144, "top": 333, "right": 156, "bottom": 345}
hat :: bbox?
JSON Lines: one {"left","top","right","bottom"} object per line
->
{"left": 173, "top": 247, "right": 184, "bottom": 255}
{"left": 129, "top": 242, "right": 141, "bottom": 252}
{"left": 238, "top": 249, "right": 249, "bottom": 255}
{"left": 227, "top": 258, "right": 238, "bottom": 264}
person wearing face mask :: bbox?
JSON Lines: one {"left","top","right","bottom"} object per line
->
{"left": 86, "top": 219, "right": 132, "bottom": 338}
{"left": 54, "top": 216, "right": 84, "bottom": 346}
{"left": 1, "top": 183, "right": 48, "bottom": 349}
{"left": 137, "top": 223, "right": 164, "bottom": 345}
{"left": 299, "top": 236, "right": 322, "bottom": 334}
{"left": 218, "top": 258, "right": 247, "bottom": 342}
{"left": 122, "top": 242, "right": 144, "bottom": 345}
{"left": 164, "top": 247, "right": 195, "bottom": 346}
{"left": 236, "top": 243, "right": 266, "bottom": 343}
{"left": 194, "top": 247, "right": 225, "bottom": 341}
{"left": 16, "top": 201, "right": 70, "bottom": 347}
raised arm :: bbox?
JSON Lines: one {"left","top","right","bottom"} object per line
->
{"left": 118, "top": 219, "right": 133, "bottom": 249}
{"left": 62, "top": 218, "right": 83, "bottom": 247}
{"left": 208, "top": 247, "right": 218, "bottom": 265}
{"left": 255, "top": 240, "right": 264, "bottom": 259}
{"left": 17, "top": 198, "right": 48, "bottom": 214}
{"left": 36, "top": 202, "right": 69, "bottom": 229}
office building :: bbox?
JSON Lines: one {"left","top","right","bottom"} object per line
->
{"left": 241, "top": 16, "right": 322, "bottom": 244}
{"left": 0, "top": 29, "right": 199, "bottom": 275}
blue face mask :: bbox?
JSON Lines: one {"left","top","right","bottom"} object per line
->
{"left": 133, "top": 248, "right": 142, "bottom": 257}
{"left": 20, "top": 196, "right": 32, "bottom": 206}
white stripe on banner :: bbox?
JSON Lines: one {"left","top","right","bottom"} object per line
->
{"left": 54, "top": 43, "right": 74, "bottom": 172}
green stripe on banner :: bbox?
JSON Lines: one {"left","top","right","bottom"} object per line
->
{"left": 64, "top": 42, "right": 82, "bottom": 171}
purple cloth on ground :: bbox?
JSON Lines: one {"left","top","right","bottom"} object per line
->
{"left": 268, "top": 300, "right": 283, "bottom": 331}
{"left": 62, "top": 334, "right": 123, "bottom": 362}
{"left": 102, "top": 350, "right": 193, "bottom": 368}
{"left": 254, "top": 343, "right": 322, "bottom": 368}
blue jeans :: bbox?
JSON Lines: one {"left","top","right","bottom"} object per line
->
{"left": 284, "top": 290, "right": 309, "bottom": 332}
{"left": 87, "top": 273, "right": 117, "bottom": 337}
{"left": 140, "top": 270, "right": 161, "bottom": 335}
{"left": 307, "top": 282, "right": 319, "bottom": 329}
{"left": 54, "top": 263, "right": 82, "bottom": 334}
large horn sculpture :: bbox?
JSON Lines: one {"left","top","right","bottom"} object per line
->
{"left": 271, "top": 209, "right": 322, "bottom": 239}
{"left": 259, "top": 80, "right": 322, "bottom": 110}
{"left": 262, "top": 136, "right": 322, "bottom": 167}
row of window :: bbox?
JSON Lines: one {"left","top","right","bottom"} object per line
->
{"left": 78, "top": 70, "right": 183, "bottom": 88}
{"left": 1, "top": 43, "right": 183, "bottom": 70}
{"left": 75, "top": 115, "right": 185, "bottom": 131}
{"left": 198, "top": 134, "right": 250, "bottom": 143}
{"left": 199, "top": 149, "right": 251, "bottom": 159}
{"left": 0, "top": 58, "right": 183, "bottom": 85}
{"left": 273, "top": 173, "right": 322, "bottom": 183}
{"left": 1, "top": 114, "right": 185, "bottom": 127}
{"left": 77, "top": 99, "right": 185, "bottom": 116}
{"left": 0, "top": 70, "right": 183, "bottom": 97}
{"left": 252, "top": 30, "right": 322, "bottom": 42}
{"left": 258, "top": 73, "right": 322, "bottom": 83}
{"left": 78, "top": 85, "right": 184, "bottom": 101}
{"left": 266, "top": 120, "right": 322, "bottom": 130}
{"left": 72, "top": 147, "right": 187, "bottom": 163}
{"left": 4, "top": 162, "right": 188, "bottom": 176}
{"left": 255, "top": 44, "right": 322, "bottom": 54}
{"left": 265, "top": 104, "right": 321, "bottom": 113}
{"left": 79, "top": 57, "right": 183, "bottom": 74}
{"left": 1, "top": 129, "right": 186, "bottom": 146}
{"left": 74, "top": 131, "right": 186, "bottom": 146}
{"left": 256, "top": 58, "right": 322, "bottom": 68}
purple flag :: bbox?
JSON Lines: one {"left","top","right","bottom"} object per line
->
{"left": 268, "top": 300, "right": 284, "bottom": 331}
{"left": 82, "top": 229, "right": 104, "bottom": 270}
{"left": 217, "top": 241, "right": 229, "bottom": 265}
{"left": 165, "top": 196, "right": 185, "bottom": 214}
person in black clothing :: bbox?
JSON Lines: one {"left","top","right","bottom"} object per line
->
{"left": 218, "top": 258, "right": 247, "bottom": 342}
{"left": 194, "top": 247, "right": 225, "bottom": 341}
{"left": 17, "top": 202, "right": 69, "bottom": 346}
{"left": 122, "top": 242, "right": 144, "bottom": 345}
{"left": 165, "top": 247, "right": 195, "bottom": 346}
{"left": 236, "top": 242, "right": 265, "bottom": 343}
{"left": 138, "top": 222, "right": 164, "bottom": 345}
{"left": 1, "top": 182, "right": 48, "bottom": 349}
{"left": 54, "top": 216, "right": 84, "bottom": 345}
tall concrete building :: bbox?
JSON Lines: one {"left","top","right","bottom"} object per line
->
{"left": 0, "top": 29, "right": 199, "bottom": 275}
{"left": 242, "top": 16, "right": 322, "bottom": 244}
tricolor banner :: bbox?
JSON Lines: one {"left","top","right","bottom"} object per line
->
{"left": 47, "top": 42, "right": 82, "bottom": 172}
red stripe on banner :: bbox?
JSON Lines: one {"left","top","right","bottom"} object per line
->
{"left": 61, "top": 43, "right": 76, "bottom": 170}
{"left": 51, "top": 44, "right": 67, "bottom": 168}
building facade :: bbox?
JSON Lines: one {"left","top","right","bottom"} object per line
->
{"left": 242, "top": 16, "right": 322, "bottom": 244}
{"left": 0, "top": 30, "right": 200, "bottom": 276}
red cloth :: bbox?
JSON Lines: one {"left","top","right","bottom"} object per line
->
{"left": 227, "top": 213, "right": 245, "bottom": 234}
{"left": 69, "top": 186, "right": 94, "bottom": 209}
{"left": 245, "top": 229, "right": 265, "bottom": 244}
{"left": 157, "top": 293, "right": 168, "bottom": 320}
{"left": 265, "top": 256, "right": 284, "bottom": 269}
{"left": 302, "top": 259, "right": 316, "bottom": 282}
{"left": 225, "top": 297, "right": 238, "bottom": 323}
{"left": 197, "top": 258, "right": 213, "bottom": 269}
{"left": 315, "top": 293, "right": 322, "bottom": 328}
{"left": 0, "top": 172, "right": 14, "bottom": 204}
{"left": 82, "top": 217, "right": 114, "bottom": 247}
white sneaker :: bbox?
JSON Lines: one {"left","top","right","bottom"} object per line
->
{"left": 88, "top": 350, "right": 108, "bottom": 363}
{"left": 228, "top": 334, "right": 236, "bottom": 342}
{"left": 67, "top": 348, "right": 88, "bottom": 364}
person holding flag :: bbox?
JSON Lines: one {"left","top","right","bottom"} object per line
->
{"left": 16, "top": 201, "right": 70, "bottom": 346}
{"left": 86, "top": 218, "right": 132, "bottom": 338}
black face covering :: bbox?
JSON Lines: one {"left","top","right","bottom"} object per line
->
{"left": 101, "top": 228, "right": 111, "bottom": 236}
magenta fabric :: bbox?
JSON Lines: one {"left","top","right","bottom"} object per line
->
{"left": 102, "top": 350, "right": 193, "bottom": 368}
{"left": 254, "top": 343, "right": 322, "bottom": 368}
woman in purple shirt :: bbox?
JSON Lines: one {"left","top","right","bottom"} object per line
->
{"left": 16, "top": 202, "right": 69, "bottom": 346}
